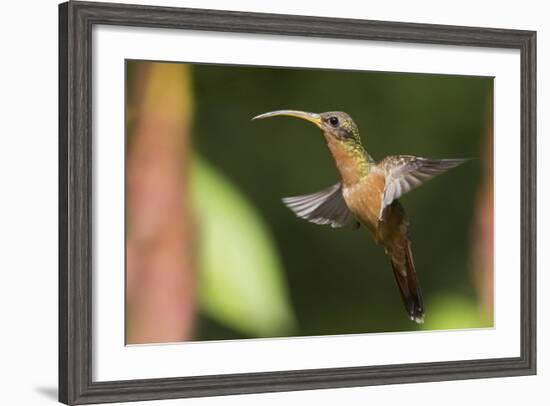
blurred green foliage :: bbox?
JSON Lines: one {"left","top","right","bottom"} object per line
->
{"left": 191, "top": 156, "right": 296, "bottom": 337}
{"left": 422, "top": 295, "right": 493, "bottom": 331}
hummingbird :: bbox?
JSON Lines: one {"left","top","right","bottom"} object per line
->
{"left": 252, "top": 110, "right": 468, "bottom": 324}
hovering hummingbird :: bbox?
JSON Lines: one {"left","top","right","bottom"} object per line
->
{"left": 252, "top": 110, "right": 468, "bottom": 324}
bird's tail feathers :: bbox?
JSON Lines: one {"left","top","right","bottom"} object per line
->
{"left": 390, "top": 243, "right": 425, "bottom": 324}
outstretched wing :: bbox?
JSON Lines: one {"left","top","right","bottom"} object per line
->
{"left": 282, "top": 183, "right": 358, "bottom": 228}
{"left": 379, "top": 156, "right": 468, "bottom": 220}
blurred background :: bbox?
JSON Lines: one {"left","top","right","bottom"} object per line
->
{"left": 125, "top": 61, "right": 493, "bottom": 345}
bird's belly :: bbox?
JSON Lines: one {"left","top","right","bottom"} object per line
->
{"left": 342, "top": 172, "right": 385, "bottom": 233}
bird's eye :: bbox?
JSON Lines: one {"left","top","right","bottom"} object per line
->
{"left": 328, "top": 116, "right": 339, "bottom": 127}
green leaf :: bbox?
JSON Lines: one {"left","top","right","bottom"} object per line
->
{"left": 190, "top": 156, "right": 296, "bottom": 337}
{"left": 421, "top": 294, "right": 492, "bottom": 331}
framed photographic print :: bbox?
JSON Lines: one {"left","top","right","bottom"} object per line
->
{"left": 59, "top": 1, "right": 536, "bottom": 404}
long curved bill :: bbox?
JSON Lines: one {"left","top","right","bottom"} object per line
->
{"left": 252, "top": 110, "right": 322, "bottom": 127}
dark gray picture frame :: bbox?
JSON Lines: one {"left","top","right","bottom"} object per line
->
{"left": 59, "top": 1, "right": 537, "bottom": 404}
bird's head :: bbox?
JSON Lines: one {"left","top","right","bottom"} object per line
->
{"left": 252, "top": 110, "right": 362, "bottom": 147}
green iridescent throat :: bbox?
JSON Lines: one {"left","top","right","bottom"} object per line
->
{"left": 345, "top": 126, "right": 373, "bottom": 178}
{"left": 345, "top": 141, "right": 372, "bottom": 178}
